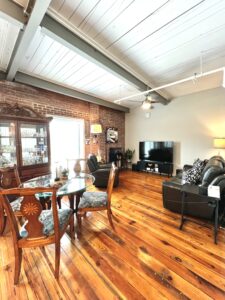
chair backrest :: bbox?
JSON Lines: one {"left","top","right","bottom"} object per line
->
{"left": 87, "top": 154, "right": 99, "bottom": 172}
{"left": 0, "top": 164, "right": 21, "bottom": 188}
{"left": 0, "top": 187, "right": 59, "bottom": 240}
{"left": 107, "top": 163, "right": 117, "bottom": 207}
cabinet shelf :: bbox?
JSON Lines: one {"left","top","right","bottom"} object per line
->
{"left": 0, "top": 102, "right": 52, "bottom": 181}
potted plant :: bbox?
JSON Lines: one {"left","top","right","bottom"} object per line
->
{"left": 125, "top": 149, "right": 135, "bottom": 162}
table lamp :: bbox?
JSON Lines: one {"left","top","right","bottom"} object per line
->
{"left": 213, "top": 137, "right": 225, "bottom": 155}
{"left": 90, "top": 123, "right": 102, "bottom": 144}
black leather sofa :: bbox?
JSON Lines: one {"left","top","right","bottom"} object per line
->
{"left": 87, "top": 154, "right": 119, "bottom": 188}
{"left": 162, "top": 156, "right": 225, "bottom": 220}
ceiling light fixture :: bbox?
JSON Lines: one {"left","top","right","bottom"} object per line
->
{"left": 141, "top": 99, "right": 151, "bottom": 110}
{"left": 114, "top": 66, "right": 225, "bottom": 103}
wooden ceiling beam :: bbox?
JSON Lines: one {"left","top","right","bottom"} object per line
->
{"left": 15, "top": 72, "right": 129, "bottom": 113}
{"left": 6, "top": 0, "right": 51, "bottom": 81}
{"left": 41, "top": 15, "right": 168, "bottom": 105}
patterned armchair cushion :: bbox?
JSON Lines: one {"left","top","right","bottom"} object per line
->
{"left": 78, "top": 191, "right": 108, "bottom": 209}
{"left": 10, "top": 197, "right": 23, "bottom": 212}
{"left": 20, "top": 208, "right": 72, "bottom": 238}
{"left": 10, "top": 192, "right": 51, "bottom": 212}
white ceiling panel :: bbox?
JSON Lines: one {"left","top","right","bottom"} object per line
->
{"left": 2, "top": 0, "right": 224, "bottom": 107}
{"left": 0, "top": 17, "right": 20, "bottom": 71}
{"left": 19, "top": 29, "right": 141, "bottom": 106}
{"left": 164, "top": 71, "right": 223, "bottom": 98}
{"left": 48, "top": 0, "right": 225, "bottom": 100}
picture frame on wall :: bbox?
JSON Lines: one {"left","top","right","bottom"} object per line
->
{"left": 106, "top": 127, "right": 118, "bottom": 143}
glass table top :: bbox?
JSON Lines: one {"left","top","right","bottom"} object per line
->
{"left": 23, "top": 173, "right": 95, "bottom": 196}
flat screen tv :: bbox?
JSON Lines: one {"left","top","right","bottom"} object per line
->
{"left": 139, "top": 141, "right": 173, "bottom": 163}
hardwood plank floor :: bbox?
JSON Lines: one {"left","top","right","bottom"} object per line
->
{"left": 0, "top": 170, "right": 225, "bottom": 299}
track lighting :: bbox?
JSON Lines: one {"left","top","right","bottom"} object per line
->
{"left": 115, "top": 66, "right": 225, "bottom": 103}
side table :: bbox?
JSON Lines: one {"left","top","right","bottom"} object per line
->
{"left": 180, "top": 184, "right": 220, "bottom": 244}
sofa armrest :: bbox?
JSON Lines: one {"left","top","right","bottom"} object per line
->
{"left": 162, "top": 181, "right": 215, "bottom": 219}
{"left": 99, "top": 163, "right": 112, "bottom": 169}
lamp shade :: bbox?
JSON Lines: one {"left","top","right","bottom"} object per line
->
{"left": 90, "top": 123, "right": 102, "bottom": 134}
{"left": 213, "top": 138, "right": 225, "bottom": 149}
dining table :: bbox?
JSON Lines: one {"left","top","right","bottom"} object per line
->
{"left": 23, "top": 173, "right": 95, "bottom": 212}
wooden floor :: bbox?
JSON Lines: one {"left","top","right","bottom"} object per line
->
{"left": 0, "top": 171, "right": 225, "bottom": 300}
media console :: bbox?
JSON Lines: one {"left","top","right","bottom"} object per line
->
{"left": 133, "top": 160, "right": 173, "bottom": 177}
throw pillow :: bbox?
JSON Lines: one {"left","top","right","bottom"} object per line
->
{"left": 183, "top": 159, "right": 205, "bottom": 184}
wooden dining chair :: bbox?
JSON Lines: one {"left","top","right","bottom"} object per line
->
{"left": 0, "top": 164, "right": 22, "bottom": 234}
{"left": 0, "top": 186, "right": 74, "bottom": 284}
{"left": 77, "top": 163, "right": 117, "bottom": 233}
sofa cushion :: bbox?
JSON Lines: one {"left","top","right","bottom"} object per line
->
{"left": 201, "top": 157, "right": 223, "bottom": 181}
{"left": 201, "top": 167, "right": 225, "bottom": 187}
{"left": 183, "top": 159, "right": 205, "bottom": 184}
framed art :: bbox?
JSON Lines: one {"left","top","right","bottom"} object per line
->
{"left": 106, "top": 127, "right": 118, "bottom": 143}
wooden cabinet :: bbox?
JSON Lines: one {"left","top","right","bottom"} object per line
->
{"left": 135, "top": 160, "right": 173, "bottom": 177}
{"left": 0, "top": 103, "right": 52, "bottom": 181}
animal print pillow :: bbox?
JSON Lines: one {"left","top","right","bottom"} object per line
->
{"left": 183, "top": 159, "right": 205, "bottom": 184}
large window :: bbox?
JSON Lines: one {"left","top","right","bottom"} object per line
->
{"left": 50, "top": 116, "right": 84, "bottom": 173}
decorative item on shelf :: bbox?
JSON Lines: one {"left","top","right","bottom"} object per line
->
{"left": 74, "top": 159, "right": 82, "bottom": 175}
{"left": 90, "top": 123, "right": 102, "bottom": 144}
{"left": 213, "top": 137, "right": 225, "bottom": 155}
{"left": 106, "top": 127, "right": 118, "bottom": 143}
{"left": 85, "top": 138, "right": 91, "bottom": 145}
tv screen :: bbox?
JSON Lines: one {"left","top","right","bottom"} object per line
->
{"left": 139, "top": 141, "right": 173, "bottom": 163}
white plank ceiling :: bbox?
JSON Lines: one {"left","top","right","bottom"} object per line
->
{"left": 0, "top": 18, "right": 20, "bottom": 72}
{"left": 47, "top": 0, "right": 225, "bottom": 103}
{"left": 19, "top": 27, "right": 141, "bottom": 106}
{"left": 1, "top": 0, "right": 225, "bottom": 108}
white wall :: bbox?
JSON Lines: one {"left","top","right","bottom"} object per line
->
{"left": 125, "top": 87, "right": 225, "bottom": 171}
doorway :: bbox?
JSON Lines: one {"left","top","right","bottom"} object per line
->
{"left": 49, "top": 116, "right": 84, "bottom": 173}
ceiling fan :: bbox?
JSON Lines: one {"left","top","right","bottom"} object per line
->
{"left": 127, "top": 93, "right": 160, "bottom": 110}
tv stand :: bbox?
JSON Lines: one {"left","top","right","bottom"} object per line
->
{"left": 136, "top": 160, "right": 173, "bottom": 177}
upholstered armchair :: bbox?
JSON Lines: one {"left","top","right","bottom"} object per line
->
{"left": 87, "top": 154, "right": 119, "bottom": 188}
{"left": 88, "top": 154, "right": 111, "bottom": 170}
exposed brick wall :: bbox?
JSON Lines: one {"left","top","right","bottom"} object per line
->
{"left": 0, "top": 81, "right": 125, "bottom": 161}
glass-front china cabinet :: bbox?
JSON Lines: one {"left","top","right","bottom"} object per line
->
{"left": 0, "top": 103, "right": 52, "bottom": 181}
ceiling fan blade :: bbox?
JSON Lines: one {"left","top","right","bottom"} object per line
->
{"left": 126, "top": 100, "right": 142, "bottom": 103}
